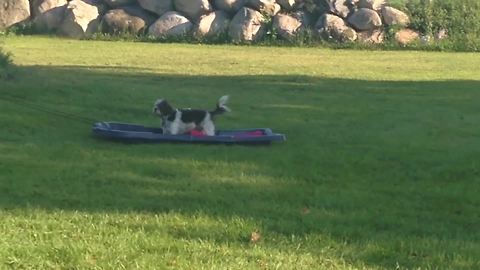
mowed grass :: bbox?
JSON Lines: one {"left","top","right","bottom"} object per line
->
{"left": 1, "top": 36, "right": 480, "bottom": 269}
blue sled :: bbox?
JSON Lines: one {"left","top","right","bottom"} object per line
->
{"left": 92, "top": 122, "right": 286, "bottom": 144}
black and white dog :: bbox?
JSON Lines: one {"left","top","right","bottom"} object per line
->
{"left": 153, "top": 95, "right": 230, "bottom": 136}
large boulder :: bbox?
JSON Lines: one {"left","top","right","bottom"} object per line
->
{"left": 174, "top": 0, "right": 212, "bottom": 21}
{"left": 381, "top": 6, "right": 409, "bottom": 26}
{"left": 103, "top": 0, "right": 137, "bottom": 8}
{"left": 325, "top": 0, "right": 352, "bottom": 18}
{"left": 31, "top": 0, "right": 68, "bottom": 32}
{"left": 214, "top": 0, "right": 246, "bottom": 14}
{"left": 357, "top": 29, "right": 384, "bottom": 44}
{"left": 247, "top": 0, "right": 280, "bottom": 16}
{"left": 272, "top": 13, "right": 303, "bottom": 40}
{"left": 395, "top": 29, "right": 419, "bottom": 45}
{"left": 194, "top": 11, "right": 230, "bottom": 38}
{"left": 357, "top": 0, "right": 384, "bottom": 10}
{"left": 148, "top": 11, "right": 192, "bottom": 38}
{"left": 347, "top": 8, "right": 382, "bottom": 31}
{"left": 0, "top": 0, "right": 30, "bottom": 30}
{"left": 228, "top": 7, "right": 267, "bottom": 43}
{"left": 101, "top": 6, "right": 155, "bottom": 34}
{"left": 138, "top": 0, "right": 172, "bottom": 16}
{"left": 59, "top": 0, "right": 102, "bottom": 38}
{"left": 316, "top": 13, "right": 357, "bottom": 42}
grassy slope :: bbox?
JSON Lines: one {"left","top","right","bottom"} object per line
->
{"left": 1, "top": 36, "right": 480, "bottom": 269}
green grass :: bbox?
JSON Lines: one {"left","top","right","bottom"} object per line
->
{"left": 1, "top": 36, "right": 480, "bottom": 269}
{"left": 0, "top": 44, "right": 13, "bottom": 79}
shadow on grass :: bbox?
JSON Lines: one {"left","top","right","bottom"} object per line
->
{"left": 1, "top": 65, "right": 480, "bottom": 268}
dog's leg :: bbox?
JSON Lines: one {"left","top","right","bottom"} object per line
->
{"left": 203, "top": 121, "right": 215, "bottom": 136}
{"left": 169, "top": 121, "right": 180, "bottom": 135}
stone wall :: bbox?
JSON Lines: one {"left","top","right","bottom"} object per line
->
{"left": 0, "top": 0, "right": 428, "bottom": 45}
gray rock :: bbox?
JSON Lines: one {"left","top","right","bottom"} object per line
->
{"left": 194, "top": 11, "right": 230, "bottom": 38}
{"left": 247, "top": 0, "right": 281, "bottom": 16}
{"left": 148, "top": 11, "right": 192, "bottom": 38}
{"left": 138, "top": 0, "right": 173, "bottom": 16}
{"left": 32, "top": 0, "right": 68, "bottom": 32}
{"left": 357, "top": 0, "right": 384, "bottom": 10}
{"left": 381, "top": 6, "right": 409, "bottom": 26}
{"left": 174, "top": 0, "right": 212, "bottom": 21}
{"left": 325, "top": 0, "right": 352, "bottom": 18}
{"left": 214, "top": 0, "right": 246, "bottom": 14}
{"left": 101, "top": 6, "right": 155, "bottom": 34}
{"left": 103, "top": 0, "right": 136, "bottom": 8}
{"left": 348, "top": 0, "right": 359, "bottom": 5}
{"left": 420, "top": 34, "right": 431, "bottom": 45}
{"left": 357, "top": 29, "right": 384, "bottom": 44}
{"left": 273, "top": 13, "right": 302, "bottom": 40}
{"left": 394, "top": 28, "right": 419, "bottom": 45}
{"left": 347, "top": 8, "right": 382, "bottom": 31}
{"left": 316, "top": 13, "right": 343, "bottom": 36}
{"left": 228, "top": 7, "right": 267, "bottom": 43}
{"left": 316, "top": 13, "right": 357, "bottom": 42}
{"left": 59, "top": 0, "right": 102, "bottom": 38}
{"left": 0, "top": 0, "right": 30, "bottom": 30}
{"left": 291, "top": 10, "right": 312, "bottom": 27}
{"left": 435, "top": 28, "right": 448, "bottom": 41}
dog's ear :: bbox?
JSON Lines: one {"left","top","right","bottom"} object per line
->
{"left": 155, "top": 99, "right": 174, "bottom": 116}
{"left": 153, "top": 99, "right": 163, "bottom": 114}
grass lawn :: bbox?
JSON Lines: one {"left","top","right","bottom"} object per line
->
{"left": 1, "top": 36, "right": 480, "bottom": 269}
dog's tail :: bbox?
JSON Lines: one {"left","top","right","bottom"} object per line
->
{"left": 210, "top": 95, "right": 231, "bottom": 116}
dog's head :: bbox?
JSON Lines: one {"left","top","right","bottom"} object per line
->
{"left": 153, "top": 99, "right": 175, "bottom": 117}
